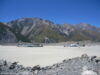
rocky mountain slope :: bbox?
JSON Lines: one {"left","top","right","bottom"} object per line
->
{"left": 0, "top": 18, "right": 100, "bottom": 43}
{"left": 0, "top": 54, "right": 100, "bottom": 75}
{"left": 0, "top": 23, "right": 17, "bottom": 43}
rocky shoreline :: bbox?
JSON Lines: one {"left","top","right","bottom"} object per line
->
{"left": 0, "top": 54, "right": 100, "bottom": 75}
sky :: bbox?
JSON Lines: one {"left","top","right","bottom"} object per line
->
{"left": 0, "top": 0, "right": 100, "bottom": 27}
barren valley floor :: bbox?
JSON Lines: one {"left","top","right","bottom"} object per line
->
{"left": 0, "top": 45, "right": 100, "bottom": 67}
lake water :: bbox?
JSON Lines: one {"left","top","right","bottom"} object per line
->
{"left": 0, "top": 45, "right": 100, "bottom": 67}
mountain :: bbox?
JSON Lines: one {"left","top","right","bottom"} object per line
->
{"left": 0, "top": 18, "right": 100, "bottom": 43}
{"left": 7, "top": 18, "right": 67, "bottom": 43}
{"left": 0, "top": 23, "right": 17, "bottom": 43}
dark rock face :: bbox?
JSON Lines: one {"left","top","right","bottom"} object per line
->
{"left": 0, "top": 54, "right": 100, "bottom": 75}
{"left": 0, "top": 23, "right": 17, "bottom": 43}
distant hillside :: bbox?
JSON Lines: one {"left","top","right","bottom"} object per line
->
{"left": 0, "top": 18, "right": 100, "bottom": 43}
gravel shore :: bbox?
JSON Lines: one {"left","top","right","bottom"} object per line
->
{"left": 0, "top": 54, "right": 100, "bottom": 75}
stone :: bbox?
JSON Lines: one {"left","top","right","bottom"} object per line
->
{"left": 81, "top": 54, "right": 89, "bottom": 58}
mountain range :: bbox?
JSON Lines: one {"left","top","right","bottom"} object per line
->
{"left": 0, "top": 18, "right": 100, "bottom": 43}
